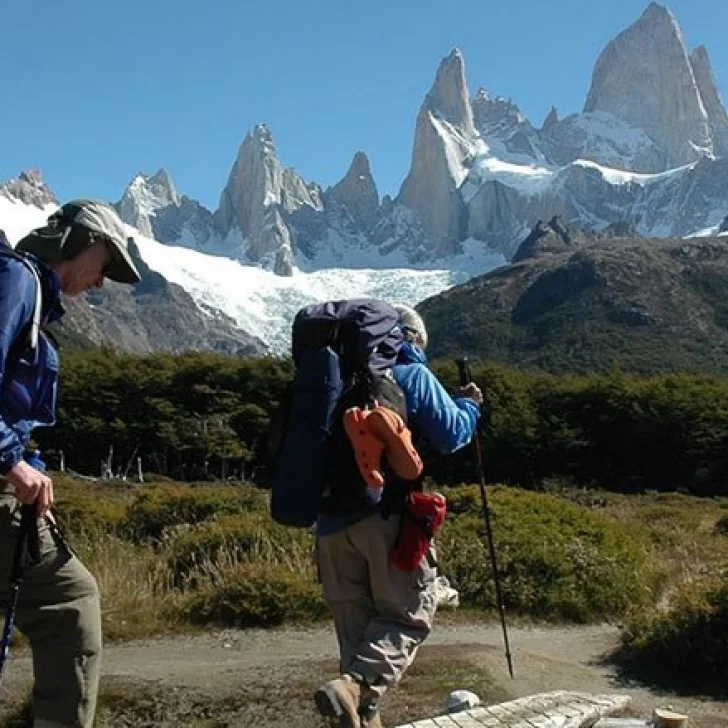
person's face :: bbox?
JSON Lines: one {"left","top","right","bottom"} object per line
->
{"left": 56, "top": 241, "right": 113, "bottom": 296}
{"left": 403, "top": 326, "right": 426, "bottom": 349}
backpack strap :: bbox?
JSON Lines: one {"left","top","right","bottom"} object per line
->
{"left": 0, "top": 248, "right": 43, "bottom": 356}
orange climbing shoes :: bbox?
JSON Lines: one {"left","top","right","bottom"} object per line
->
{"left": 343, "top": 404, "right": 423, "bottom": 490}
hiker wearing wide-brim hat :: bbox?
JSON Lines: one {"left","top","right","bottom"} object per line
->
{"left": 16, "top": 198, "right": 141, "bottom": 288}
{"left": 0, "top": 199, "right": 141, "bottom": 728}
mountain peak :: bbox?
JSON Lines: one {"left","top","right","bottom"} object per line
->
{"left": 327, "top": 151, "right": 379, "bottom": 230}
{"left": 149, "top": 168, "right": 177, "bottom": 194}
{"left": 117, "top": 169, "right": 181, "bottom": 237}
{"left": 583, "top": 2, "right": 711, "bottom": 169}
{"left": 642, "top": 2, "right": 674, "bottom": 24}
{"left": 215, "top": 125, "right": 322, "bottom": 275}
{"left": 689, "top": 45, "right": 728, "bottom": 157}
{"left": 349, "top": 151, "right": 371, "bottom": 176}
{"left": 250, "top": 123, "right": 275, "bottom": 149}
{"left": 542, "top": 106, "right": 560, "bottom": 130}
{"left": 423, "top": 48, "right": 476, "bottom": 136}
{"left": 395, "top": 48, "right": 479, "bottom": 249}
{"left": 0, "top": 169, "right": 58, "bottom": 209}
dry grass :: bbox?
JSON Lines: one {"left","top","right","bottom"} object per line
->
{"left": 589, "top": 490, "right": 728, "bottom": 607}
{"left": 50, "top": 477, "right": 728, "bottom": 640}
{"left": 73, "top": 532, "right": 185, "bottom": 640}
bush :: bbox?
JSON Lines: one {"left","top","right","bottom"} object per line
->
{"left": 123, "top": 483, "right": 269, "bottom": 540}
{"left": 617, "top": 581, "right": 728, "bottom": 695}
{"left": 163, "top": 513, "right": 314, "bottom": 584}
{"left": 715, "top": 514, "right": 728, "bottom": 536}
{"left": 438, "top": 485, "right": 653, "bottom": 621}
{"left": 178, "top": 562, "right": 327, "bottom": 628}
{"left": 51, "top": 475, "right": 132, "bottom": 538}
{"left": 54, "top": 493, "right": 128, "bottom": 538}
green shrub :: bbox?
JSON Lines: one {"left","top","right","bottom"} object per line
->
{"left": 54, "top": 494, "right": 128, "bottom": 538}
{"left": 618, "top": 581, "right": 728, "bottom": 695}
{"left": 715, "top": 515, "right": 728, "bottom": 536}
{"left": 123, "top": 484, "right": 268, "bottom": 540}
{"left": 162, "top": 512, "right": 314, "bottom": 583}
{"left": 438, "top": 485, "right": 653, "bottom": 621}
{"left": 50, "top": 475, "right": 133, "bottom": 538}
{"left": 178, "top": 562, "right": 327, "bottom": 628}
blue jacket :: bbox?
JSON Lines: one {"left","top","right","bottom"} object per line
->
{"left": 392, "top": 342, "right": 480, "bottom": 451}
{"left": 317, "top": 341, "right": 480, "bottom": 535}
{"left": 0, "top": 251, "right": 63, "bottom": 474}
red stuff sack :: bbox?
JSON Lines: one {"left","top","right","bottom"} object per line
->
{"left": 390, "top": 491, "right": 447, "bottom": 572}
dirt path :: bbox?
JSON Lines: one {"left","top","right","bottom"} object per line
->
{"left": 3, "top": 622, "right": 727, "bottom": 727}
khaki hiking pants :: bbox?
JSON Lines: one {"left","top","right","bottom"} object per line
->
{"left": 316, "top": 512, "right": 438, "bottom": 703}
{"left": 0, "top": 495, "right": 102, "bottom": 728}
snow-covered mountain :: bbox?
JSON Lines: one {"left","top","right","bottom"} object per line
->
{"left": 110, "top": 3, "right": 728, "bottom": 272}
{"left": 0, "top": 174, "right": 502, "bottom": 355}
{"left": 2, "top": 2, "right": 727, "bottom": 356}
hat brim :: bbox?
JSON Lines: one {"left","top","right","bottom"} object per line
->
{"left": 105, "top": 236, "right": 141, "bottom": 284}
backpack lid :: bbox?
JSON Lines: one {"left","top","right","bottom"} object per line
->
{"left": 292, "top": 299, "right": 403, "bottom": 374}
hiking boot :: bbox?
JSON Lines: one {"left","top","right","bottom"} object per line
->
{"left": 314, "top": 674, "right": 362, "bottom": 727}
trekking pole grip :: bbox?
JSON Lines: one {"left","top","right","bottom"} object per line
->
{"left": 455, "top": 357, "right": 471, "bottom": 388}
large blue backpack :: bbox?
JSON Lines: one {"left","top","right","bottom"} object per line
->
{"left": 270, "top": 299, "right": 407, "bottom": 527}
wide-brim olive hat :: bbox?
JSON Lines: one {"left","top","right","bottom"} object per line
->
{"left": 16, "top": 199, "right": 141, "bottom": 284}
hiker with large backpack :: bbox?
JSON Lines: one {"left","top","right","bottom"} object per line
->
{"left": 271, "top": 300, "right": 482, "bottom": 728}
{"left": 0, "top": 200, "right": 141, "bottom": 728}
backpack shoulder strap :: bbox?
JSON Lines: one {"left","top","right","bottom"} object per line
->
{"left": 0, "top": 248, "right": 42, "bottom": 354}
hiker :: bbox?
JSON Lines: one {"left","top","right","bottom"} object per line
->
{"left": 314, "top": 303, "right": 483, "bottom": 728}
{"left": 0, "top": 200, "right": 141, "bottom": 728}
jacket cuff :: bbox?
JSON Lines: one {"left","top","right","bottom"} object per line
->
{"left": 0, "top": 445, "right": 24, "bottom": 475}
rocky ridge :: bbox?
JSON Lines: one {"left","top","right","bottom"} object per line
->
{"left": 420, "top": 218, "right": 728, "bottom": 374}
{"left": 110, "top": 3, "right": 728, "bottom": 270}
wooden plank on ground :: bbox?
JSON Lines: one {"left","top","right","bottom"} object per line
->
{"left": 394, "top": 691, "right": 632, "bottom": 728}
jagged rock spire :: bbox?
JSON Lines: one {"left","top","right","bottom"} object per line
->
{"left": 422, "top": 49, "right": 476, "bottom": 136}
{"left": 397, "top": 49, "right": 477, "bottom": 249}
{"left": 0, "top": 169, "right": 57, "bottom": 208}
{"left": 215, "top": 124, "right": 322, "bottom": 275}
{"left": 217, "top": 124, "right": 282, "bottom": 238}
{"left": 117, "top": 168, "right": 181, "bottom": 238}
{"left": 328, "top": 151, "right": 379, "bottom": 230}
{"left": 542, "top": 107, "right": 559, "bottom": 131}
{"left": 584, "top": 2, "right": 712, "bottom": 169}
{"left": 690, "top": 45, "right": 728, "bottom": 157}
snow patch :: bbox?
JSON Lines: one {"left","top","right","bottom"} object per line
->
{"left": 571, "top": 159, "right": 696, "bottom": 186}
{"left": 134, "top": 231, "right": 501, "bottom": 354}
{"left": 463, "top": 156, "right": 554, "bottom": 200}
{"left": 0, "top": 197, "right": 57, "bottom": 243}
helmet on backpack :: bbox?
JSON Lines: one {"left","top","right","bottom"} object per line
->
{"left": 392, "top": 304, "right": 428, "bottom": 350}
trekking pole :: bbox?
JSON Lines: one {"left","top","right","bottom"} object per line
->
{"left": 0, "top": 503, "right": 36, "bottom": 698}
{"left": 456, "top": 358, "right": 515, "bottom": 679}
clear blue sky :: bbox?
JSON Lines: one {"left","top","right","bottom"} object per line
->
{"left": 2, "top": 0, "right": 725, "bottom": 209}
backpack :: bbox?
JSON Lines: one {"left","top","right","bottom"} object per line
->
{"left": 270, "top": 299, "right": 416, "bottom": 527}
{"left": 0, "top": 246, "right": 43, "bottom": 358}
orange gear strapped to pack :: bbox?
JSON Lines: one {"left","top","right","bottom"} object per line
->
{"left": 343, "top": 404, "right": 423, "bottom": 490}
